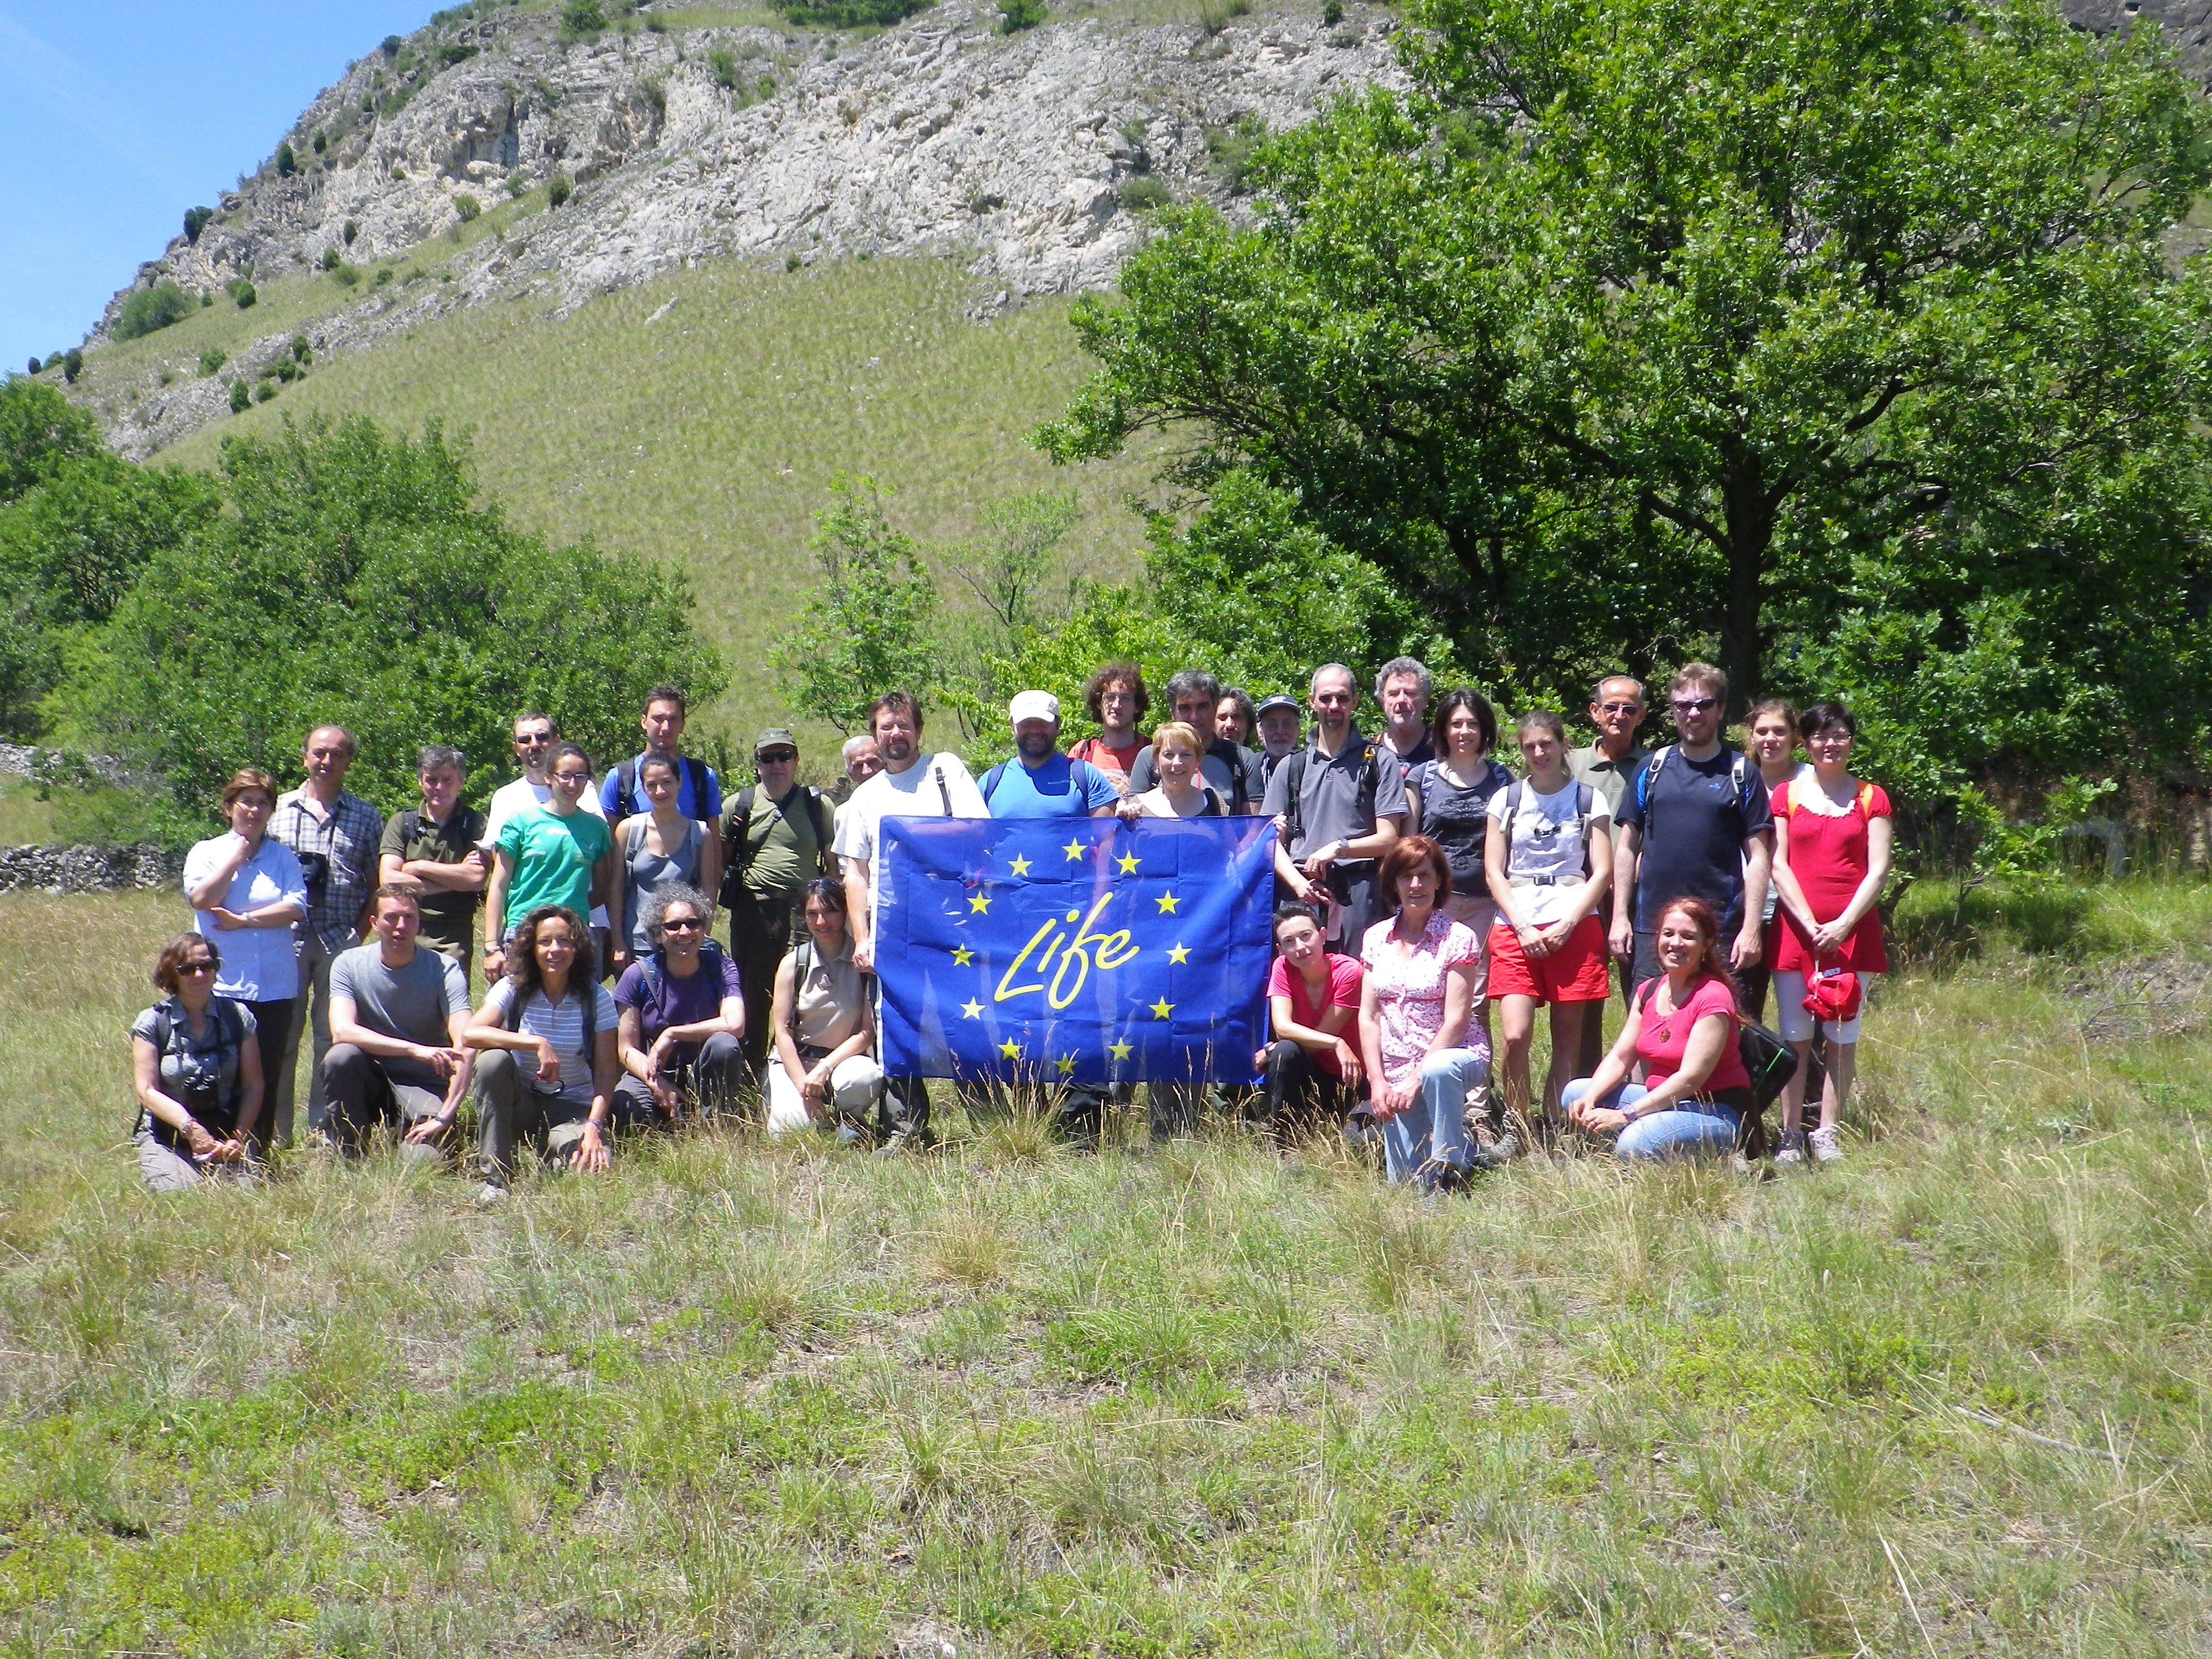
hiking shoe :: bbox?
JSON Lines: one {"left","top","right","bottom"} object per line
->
{"left": 475, "top": 1181, "right": 508, "bottom": 1207}
{"left": 873, "top": 1127, "right": 934, "bottom": 1160}
{"left": 1809, "top": 1126, "right": 1844, "bottom": 1164}
{"left": 1774, "top": 1129, "right": 1808, "bottom": 1166}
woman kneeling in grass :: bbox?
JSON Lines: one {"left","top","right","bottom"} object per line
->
{"left": 1565, "top": 896, "right": 1752, "bottom": 1161}
{"left": 130, "top": 934, "right": 264, "bottom": 1191}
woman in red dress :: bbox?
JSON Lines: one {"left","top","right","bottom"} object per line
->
{"left": 1769, "top": 702, "right": 1893, "bottom": 1165}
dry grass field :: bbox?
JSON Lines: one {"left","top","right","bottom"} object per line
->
{"left": 2, "top": 879, "right": 2209, "bottom": 1654}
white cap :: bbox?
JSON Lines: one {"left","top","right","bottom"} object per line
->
{"left": 1009, "top": 690, "right": 1061, "bottom": 727}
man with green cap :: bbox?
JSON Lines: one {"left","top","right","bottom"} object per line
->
{"left": 720, "top": 729, "right": 840, "bottom": 1077}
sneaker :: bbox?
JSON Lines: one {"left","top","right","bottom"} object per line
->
{"left": 1808, "top": 1126, "right": 1844, "bottom": 1164}
{"left": 474, "top": 1181, "right": 508, "bottom": 1207}
{"left": 1774, "top": 1128, "right": 1808, "bottom": 1166}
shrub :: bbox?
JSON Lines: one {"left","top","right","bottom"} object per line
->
{"left": 637, "top": 75, "right": 666, "bottom": 115}
{"left": 381, "top": 32, "right": 403, "bottom": 53}
{"left": 438, "top": 42, "right": 479, "bottom": 65}
{"left": 275, "top": 141, "right": 297, "bottom": 176}
{"left": 290, "top": 336, "right": 312, "bottom": 364}
{"left": 199, "top": 348, "right": 226, "bottom": 377}
{"left": 758, "top": 73, "right": 777, "bottom": 97}
{"left": 227, "top": 381, "right": 251, "bottom": 414}
{"left": 710, "top": 48, "right": 739, "bottom": 88}
{"left": 343, "top": 219, "right": 359, "bottom": 245}
{"left": 41, "top": 354, "right": 62, "bottom": 372}
{"left": 232, "top": 281, "right": 257, "bottom": 310}
{"left": 774, "top": 0, "right": 932, "bottom": 26}
{"left": 332, "top": 264, "right": 362, "bottom": 287}
{"left": 547, "top": 173, "right": 573, "bottom": 208}
{"left": 504, "top": 172, "right": 526, "bottom": 197}
{"left": 560, "top": 0, "right": 606, "bottom": 38}
{"left": 391, "top": 164, "right": 408, "bottom": 179}
{"left": 1323, "top": 0, "right": 1342, "bottom": 17}
{"left": 113, "top": 282, "right": 194, "bottom": 341}
{"left": 1204, "top": 113, "right": 1266, "bottom": 193}
{"left": 24, "top": 358, "right": 36, "bottom": 377}
{"left": 201, "top": 291, "right": 214, "bottom": 307}
{"left": 786, "top": 251, "right": 804, "bottom": 270}
{"left": 321, "top": 247, "right": 343, "bottom": 270}
{"left": 183, "top": 206, "right": 215, "bottom": 243}
{"left": 374, "top": 266, "right": 395, "bottom": 285}
{"left": 312, "top": 131, "right": 327, "bottom": 154}
{"left": 454, "top": 193, "right": 482, "bottom": 222}
{"left": 254, "top": 380, "right": 278, "bottom": 403}
{"left": 999, "top": 0, "right": 1046, "bottom": 29}
{"left": 1117, "top": 176, "right": 1173, "bottom": 211}
{"left": 63, "top": 350, "right": 83, "bottom": 383}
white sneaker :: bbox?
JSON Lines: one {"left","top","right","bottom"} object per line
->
{"left": 475, "top": 1181, "right": 508, "bottom": 1206}
{"left": 1808, "top": 1126, "right": 1843, "bottom": 1164}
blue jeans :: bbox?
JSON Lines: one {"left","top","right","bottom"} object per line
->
{"left": 1382, "top": 1047, "right": 1488, "bottom": 1186}
{"left": 1561, "top": 1079, "right": 1742, "bottom": 1162}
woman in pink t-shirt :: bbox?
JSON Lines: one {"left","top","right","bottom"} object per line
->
{"left": 1565, "top": 895, "right": 1751, "bottom": 1162}
{"left": 1357, "top": 836, "right": 1493, "bottom": 1189}
{"left": 1255, "top": 902, "right": 1365, "bottom": 1142}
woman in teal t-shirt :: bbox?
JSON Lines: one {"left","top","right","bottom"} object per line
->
{"left": 485, "top": 743, "right": 614, "bottom": 978}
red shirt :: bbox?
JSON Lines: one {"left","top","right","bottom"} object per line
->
{"left": 1066, "top": 736, "right": 1142, "bottom": 796}
{"left": 1635, "top": 974, "right": 1749, "bottom": 1095}
{"left": 1267, "top": 952, "right": 1364, "bottom": 1077}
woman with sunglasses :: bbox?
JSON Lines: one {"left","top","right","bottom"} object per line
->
{"left": 182, "top": 768, "right": 307, "bottom": 1146}
{"left": 1769, "top": 702, "right": 1891, "bottom": 1165}
{"left": 129, "top": 934, "right": 264, "bottom": 1190}
{"left": 612, "top": 884, "right": 746, "bottom": 1127}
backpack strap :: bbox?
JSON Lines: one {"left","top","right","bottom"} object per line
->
{"left": 933, "top": 761, "right": 952, "bottom": 816}
{"left": 615, "top": 756, "right": 639, "bottom": 815}
{"left": 1635, "top": 745, "right": 1672, "bottom": 818}
{"left": 807, "top": 787, "right": 837, "bottom": 875}
{"left": 685, "top": 756, "right": 710, "bottom": 815}
{"left": 981, "top": 762, "right": 1009, "bottom": 806}
{"left": 786, "top": 936, "right": 815, "bottom": 1036}
{"left": 1281, "top": 749, "right": 1309, "bottom": 848}
{"left": 1856, "top": 780, "right": 1876, "bottom": 816}
{"left": 719, "top": 785, "right": 757, "bottom": 904}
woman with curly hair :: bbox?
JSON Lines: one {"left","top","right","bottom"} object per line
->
{"left": 129, "top": 934, "right": 264, "bottom": 1191}
{"left": 465, "top": 904, "right": 620, "bottom": 1199}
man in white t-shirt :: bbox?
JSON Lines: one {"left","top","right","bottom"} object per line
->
{"left": 479, "top": 710, "right": 610, "bottom": 973}
{"left": 831, "top": 691, "right": 989, "bottom": 1152}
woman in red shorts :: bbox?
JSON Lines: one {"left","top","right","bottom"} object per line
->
{"left": 1484, "top": 709, "right": 1614, "bottom": 1128}
{"left": 1770, "top": 701, "right": 1892, "bottom": 1166}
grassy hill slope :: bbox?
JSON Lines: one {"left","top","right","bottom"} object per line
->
{"left": 139, "top": 252, "right": 1157, "bottom": 746}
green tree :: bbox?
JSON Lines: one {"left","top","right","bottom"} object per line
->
{"left": 60, "top": 417, "right": 726, "bottom": 813}
{"left": 770, "top": 478, "right": 939, "bottom": 735}
{"left": 1040, "top": 0, "right": 2212, "bottom": 780}
{"left": 0, "top": 377, "right": 101, "bottom": 504}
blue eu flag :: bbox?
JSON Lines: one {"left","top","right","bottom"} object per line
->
{"left": 875, "top": 815, "right": 1277, "bottom": 1084}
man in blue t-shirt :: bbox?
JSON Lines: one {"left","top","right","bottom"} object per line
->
{"left": 1611, "top": 663, "right": 1774, "bottom": 1001}
{"left": 978, "top": 691, "right": 1120, "bottom": 819}
{"left": 601, "top": 685, "right": 723, "bottom": 833}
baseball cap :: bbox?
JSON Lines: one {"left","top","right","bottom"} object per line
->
{"left": 753, "top": 727, "right": 799, "bottom": 756}
{"left": 1255, "top": 694, "right": 1300, "bottom": 717}
{"left": 1008, "top": 690, "right": 1061, "bottom": 726}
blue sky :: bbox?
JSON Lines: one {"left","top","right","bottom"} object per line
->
{"left": 1, "top": 3, "right": 437, "bottom": 373}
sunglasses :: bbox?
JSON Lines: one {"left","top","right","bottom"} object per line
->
{"left": 1670, "top": 696, "right": 1718, "bottom": 714}
{"left": 756, "top": 751, "right": 798, "bottom": 765}
{"left": 514, "top": 733, "right": 552, "bottom": 746}
{"left": 1597, "top": 702, "right": 1642, "bottom": 715}
{"left": 660, "top": 916, "right": 704, "bottom": 932}
{"left": 178, "top": 959, "right": 216, "bottom": 975}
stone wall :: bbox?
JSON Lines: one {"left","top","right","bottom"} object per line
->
{"left": 0, "top": 845, "right": 184, "bottom": 896}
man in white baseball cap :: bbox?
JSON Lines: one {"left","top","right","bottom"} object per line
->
{"left": 977, "top": 691, "right": 1120, "bottom": 820}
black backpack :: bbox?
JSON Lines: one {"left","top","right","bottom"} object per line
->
{"left": 719, "top": 783, "right": 837, "bottom": 907}
{"left": 1278, "top": 738, "right": 1383, "bottom": 852}
{"left": 615, "top": 754, "right": 714, "bottom": 820}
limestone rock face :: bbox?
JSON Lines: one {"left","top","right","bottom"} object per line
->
{"left": 95, "top": 1, "right": 1405, "bottom": 456}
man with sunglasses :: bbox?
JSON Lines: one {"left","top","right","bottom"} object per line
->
{"left": 480, "top": 712, "right": 609, "bottom": 975}
{"left": 721, "top": 729, "right": 838, "bottom": 1076}
{"left": 1568, "top": 675, "right": 1651, "bottom": 1073}
{"left": 1611, "top": 663, "right": 1774, "bottom": 1003}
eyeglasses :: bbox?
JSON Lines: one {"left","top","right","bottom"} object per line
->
{"left": 1669, "top": 697, "right": 1718, "bottom": 714}
{"left": 178, "top": 959, "right": 216, "bottom": 975}
{"left": 515, "top": 733, "right": 552, "bottom": 746}
{"left": 551, "top": 770, "right": 590, "bottom": 784}
{"left": 1597, "top": 702, "right": 1642, "bottom": 716}
{"left": 756, "top": 751, "right": 798, "bottom": 765}
{"left": 660, "top": 916, "right": 704, "bottom": 932}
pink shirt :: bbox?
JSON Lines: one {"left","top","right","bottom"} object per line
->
{"left": 1267, "top": 952, "right": 1364, "bottom": 1077}
{"left": 1635, "top": 974, "right": 1750, "bottom": 1095}
{"left": 1360, "top": 913, "right": 1484, "bottom": 1089}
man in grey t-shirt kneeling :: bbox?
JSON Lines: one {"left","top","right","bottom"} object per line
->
{"left": 323, "top": 886, "right": 475, "bottom": 1160}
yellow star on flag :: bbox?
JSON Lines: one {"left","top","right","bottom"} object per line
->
{"left": 969, "top": 892, "right": 991, "bottom": 914}
{"left": 1055, "top": 1054, "right": 1076, "bottom": 1076}
{"left": 1063, "top": 836, "right": 1086, "bottom": 861}
{"left": 1166, "top": 942, "right": 1190, "bottom": 964}
{"left": 1150, "top": 997, "right": 1174, "bottom": 1020}
{"left": 961, "top": 999, "right": 983, "bottom": 1019}
{"left": 1156, "top": 892, "right": 1179, "bottom": 914}
{"left": 1109, "top": 1038, "right": 1133, "bottom": 1062}
{"left": 1007, "top": 854, "right": 1032, "bottom": 876}
{"left": 951, "top": 945, "right": 974, "bottom": 967}
{"left": 999, "top": 1038, "right": 1022, "bottom": 1060}
{"left": 1115, "top": 850, "right": 1141, "bottom": 874}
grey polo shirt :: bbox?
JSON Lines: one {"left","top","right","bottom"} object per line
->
{"left": 1567, "top": 742, "right": 1650, "bottom": 820}
{"left": 1259, "top": 734, "right": 1406, "bottom": 861}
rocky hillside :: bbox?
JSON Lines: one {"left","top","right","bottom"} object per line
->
{"left": 91, "top": 0, "right": 1403, "bottom": 456}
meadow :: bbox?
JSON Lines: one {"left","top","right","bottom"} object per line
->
{"left": 91, "top": 252, "right": 1161, "bottom": 746}
{"left": 3, "top": 877, "right": 2209, "bottom": 1655}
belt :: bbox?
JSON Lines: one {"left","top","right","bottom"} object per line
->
{"left": 1510, "top": 875, "right": 1564, "bottom": 887}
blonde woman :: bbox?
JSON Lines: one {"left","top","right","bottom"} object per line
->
{"left": 1121, "top": 722, "right": 1229, "bottom": 819}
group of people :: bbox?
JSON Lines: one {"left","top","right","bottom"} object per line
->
{"left": 129, "top": 661, "right": 1892, "bottom": 1196}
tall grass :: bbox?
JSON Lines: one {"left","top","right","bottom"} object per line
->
{"left": 2, "top": 881, "right": 2209, "bottom": 1651}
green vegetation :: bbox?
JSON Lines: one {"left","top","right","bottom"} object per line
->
{"left": 1116, "top": 174, "right": 1172, "bottom": 211}
{"left": 999, "top": 0, "right": 1047, "bottom": 29}
{"left": 1201, "top": 112, "right": 1264, "bottom": 193}
{"left": 776, "top": 0, "right": 933, "bottom": 26}
{"left": 230, "top": 279, "right": 257, "bottom": 310}
{"left": 771, "top": 477, "right": 942, "bottom": 733}
{"left": 112, "top": 282, "right": 196, "bottom": 343}
{"left": 709, "top": 45, "right": 741, "bottom": 86}
{"left": 273, "top": 139, "right": 297, "bottom": 176}
{"left": 196, "top": 347, "right": 225, "bottom": 377}
{"left": 452, "top": 193, "right": 482, "bottom": 222}
{"left": 228, "top": 380, "right": 251, "bottom": 414}
{"left": 182, "top": 205, "right": 214, "bottom": 244}
{"left": 3, "top": 876, "right": 2209, "bottom": 1650}
{"left": 1045, "top": 0, "right": 2212, "bottom": 798}
{"left": 558, "top": 0, "right": 606, "bottom": 38}
{"left": 546, "top": 170, "right": 572, "bottom": 207}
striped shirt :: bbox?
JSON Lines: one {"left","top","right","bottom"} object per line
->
{"left": 482, "top": 979, "right": 619, "bottom": 1103}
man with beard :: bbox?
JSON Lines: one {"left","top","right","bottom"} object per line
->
{"left": 833, "top": 692, "right": 990, "bottom": 1154}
